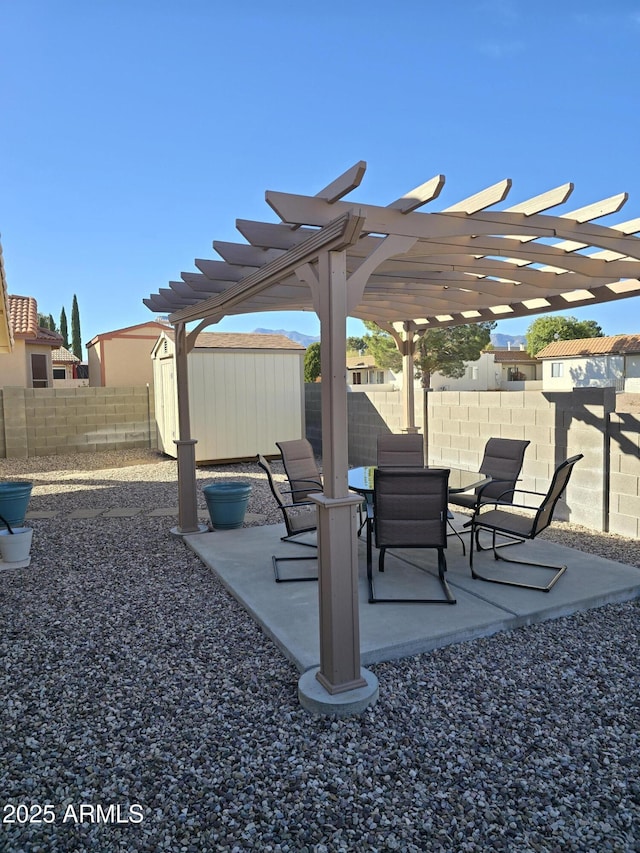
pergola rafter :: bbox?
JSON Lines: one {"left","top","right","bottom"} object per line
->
{"left": 144, "top": 162, "right": 640, "bottom": 711}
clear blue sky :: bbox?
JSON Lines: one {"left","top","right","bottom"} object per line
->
{"left": 2, "top": 0, "right": 640, "bottom": 356}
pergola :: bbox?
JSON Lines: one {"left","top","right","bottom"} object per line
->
{"left": 144, "top": 162, "right": 640, "bottom": 710}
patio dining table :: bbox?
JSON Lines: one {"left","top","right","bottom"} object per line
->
{"left": 348, "top": 465, "right": 491, "bottom": 575}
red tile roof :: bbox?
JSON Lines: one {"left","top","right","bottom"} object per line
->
{"left": 535, "top": 334, "right": 640, "bottom": 359}
{"left": 8, "top": 294, "right": 63, "bottom": 347}
{"left": 8, "top": 294, "right": 39, "bottom": 337}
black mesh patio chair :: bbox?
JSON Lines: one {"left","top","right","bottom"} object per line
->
{"left": 376, "top": 433, "right": 424, "bottom": 467}
{"left": 369, "top": 467, "right": 456, "bottom": 605}
{"left": 469, "top": 454, "right": 584, "bottom": 592}
{"left": 449, "top": 437, "right": 530, "bottom": 553}
{"left": 275, "top": 439, "right": 323, "bottom": 504}
{"left": 256, "top": 455, "right": 317, "bottom": 583}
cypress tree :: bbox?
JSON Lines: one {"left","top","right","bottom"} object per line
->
{"left": 71, "top": 295, "right": 82, "bottom": 360}
{"left": 48, "top": 313, "right": 56, "bottom": 332}
{"left": 60, "top": 307, "right": 69, "bottom": 349}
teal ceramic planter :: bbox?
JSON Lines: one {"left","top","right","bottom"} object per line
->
{"left": 203, "top": 482, "right": 252, "bottom": 530}
{"left": 0, "top": 482, "right": 33, "bottom": 530}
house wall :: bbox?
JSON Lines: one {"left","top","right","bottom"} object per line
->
{"left": 625, "top": 355, "right": 640, "bottom": 393}
{"left": 0, "top": 338, "right": 28, "bottom": 386}
{"left": 0, "top": 386, "right": 156, "bottom": 458}
{"left": 542, "top": 354, "right": 624, "bottom": 391}
{"left": 89, "top": 334, "right": 157, "bottom": 387}
{"left": 431, "top": 352, "right": 497, "bottom": 391}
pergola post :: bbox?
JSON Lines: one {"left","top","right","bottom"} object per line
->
{"left": 401, "top": 323, "right": 419, "bottom": 434}
{"left": 298, "top": 248, "right": 378, "bottom": 712}
{"left": 312, "top": 249, "right": 367, "bottom": 692}
{"left": 172, "top": 321, "right": 206, "bottom": 535}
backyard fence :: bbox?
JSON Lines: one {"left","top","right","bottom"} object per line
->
{"left": 1, "top": 383, "right": 638, "bottom": 538}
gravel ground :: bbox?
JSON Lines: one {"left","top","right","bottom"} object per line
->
{"left": 1, "top": 449, "right": 639, "bottom": 852}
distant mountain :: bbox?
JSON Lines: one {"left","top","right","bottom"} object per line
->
{"left": 253, "top": 328, "right": 320, "bottom": 348}
{"left": 253, "top": 327, "right": 527, "bottom": 350}
{"left": 491, "top": 333, "right": 527, "bottom": 348}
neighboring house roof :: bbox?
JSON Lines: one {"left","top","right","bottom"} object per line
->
{"left": 52, "top": 345, "right": 80, "bottom": 364}
{"left": 8, "top": 294, "right": 63, "bottom": 347}
{"left": 489, "top": 349, "right": 539, "bottom": 364}
{"left": 8, "top": 294, "right": 38, "bottom": 337}
{"left": 536, "top": 334, "right": 640, "bottom": 359}
{"left": 347, "top": 354, "right": 378, "bottom": 369}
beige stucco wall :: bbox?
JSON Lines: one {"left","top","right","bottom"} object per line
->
{"left": 0, "top": 338, "right": 29, "bottom": 386}
{"left": 0, "top": 340, "right": 55, "bottom": 388}
{"left": 88, "top": 325, "right": 164, "bottom": 387}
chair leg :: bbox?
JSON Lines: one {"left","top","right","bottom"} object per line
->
{"left": 470, "top": 528, "right": 566, "bottom": 592}
{"left": 368, "top": 545, "right": 456, "bottom": 605}
{"left": 446, "top": 518, "right": 466, "bottom": 555}
{"left": 272, "top": 555, "right": 318, "bottom": 583}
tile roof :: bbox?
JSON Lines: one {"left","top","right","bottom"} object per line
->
{"left": 8, "top": 294, "right": 63, "bottom": 348}
{"left": 347, "top": 354, "right": 377, "bottom": 369}
{"left": 490, "top": 349, "right": 538, "bottom": 363}
{"left": 8, "top": 294, "right": 39, "bottom": 337}
{"left": 52, "top": 346, "right": 80, "bottom": 364}
{"left": 535, "top": 334, "right": 640, "bottom": 359}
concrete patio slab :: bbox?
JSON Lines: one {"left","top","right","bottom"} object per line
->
{"left": 184, "top": 519, "right": 640, "bottom": 673}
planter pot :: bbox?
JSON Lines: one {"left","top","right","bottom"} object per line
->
{"left": 0, "top": 526, "right": 33, "bottom": 564}
{"left": 203, "top": 482, "right": 252, "bottom": 530}
{"left": 0, "top": 482, "right": 33, "bottom": 530}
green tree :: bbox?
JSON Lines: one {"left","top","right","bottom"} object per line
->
{"left": 416, "top": 322, "right": 496, "bottom": 389}
{"left": 525, "top": 315, "right": 603, "bottom": 356}
{"left": 347, "top": 336, "right": 368, "bottom": 354}
{"left": 362, "top": 321, "right": 402, "bottom": 372}
{"left": 304, "top": 341, "right": 321, "bottom": 383}
{"left": 60, "top": 307, "right": 69, "bottom": 349}
{"left": 71, "top": 294, "right": 82, "bottom": 360}
{"left": 37, "top": 312, "right": 56, "bottom": 331}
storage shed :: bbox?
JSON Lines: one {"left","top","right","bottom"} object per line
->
{"left": 151, "top": 330, "right": 306, "bottom": 463}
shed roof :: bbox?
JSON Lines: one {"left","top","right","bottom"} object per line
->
{"left": 536, "top": 334, "right": 640, "bottom": 359}
{"left": 193, "top": 331, "right": 304, "bottom": 350}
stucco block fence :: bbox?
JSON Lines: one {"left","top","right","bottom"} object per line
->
{"left": 305, "top": 384, "right": 640, "bottom": 537}
{"left": 0, "top": 386, "right": 156, "bottom": 458}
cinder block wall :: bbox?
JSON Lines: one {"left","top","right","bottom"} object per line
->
{"left": 0, "top": 387, "right": 157, "bottom": 458}
{"left": 427, "top": 388, "right": 615, "bottom": 531}
{"left": 304, "top": 385, "right": 424, "bottom": 465}
{"left": 306, "top": 384, "right": 640, "bottom": 534}
{"left": 609, "top": 411, "right": 640, "bottom": 538}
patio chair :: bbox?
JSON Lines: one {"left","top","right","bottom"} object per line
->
{"left": 376, "top": 433, "right": 424, "bottom": 467}
{"left": 275, "top": 439, "right": 323, "bottom": 504}
{"left": 468, "top": 453, "right": 584, "bottom": 592}
{"left": 369, "top": 467, "right": 456, "bottom": 605}
{"left": 256, "top": 455, "right": 317, "bottom": 583}
{"left": 449, "top": 438, "right": 530, "bottom": 553}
